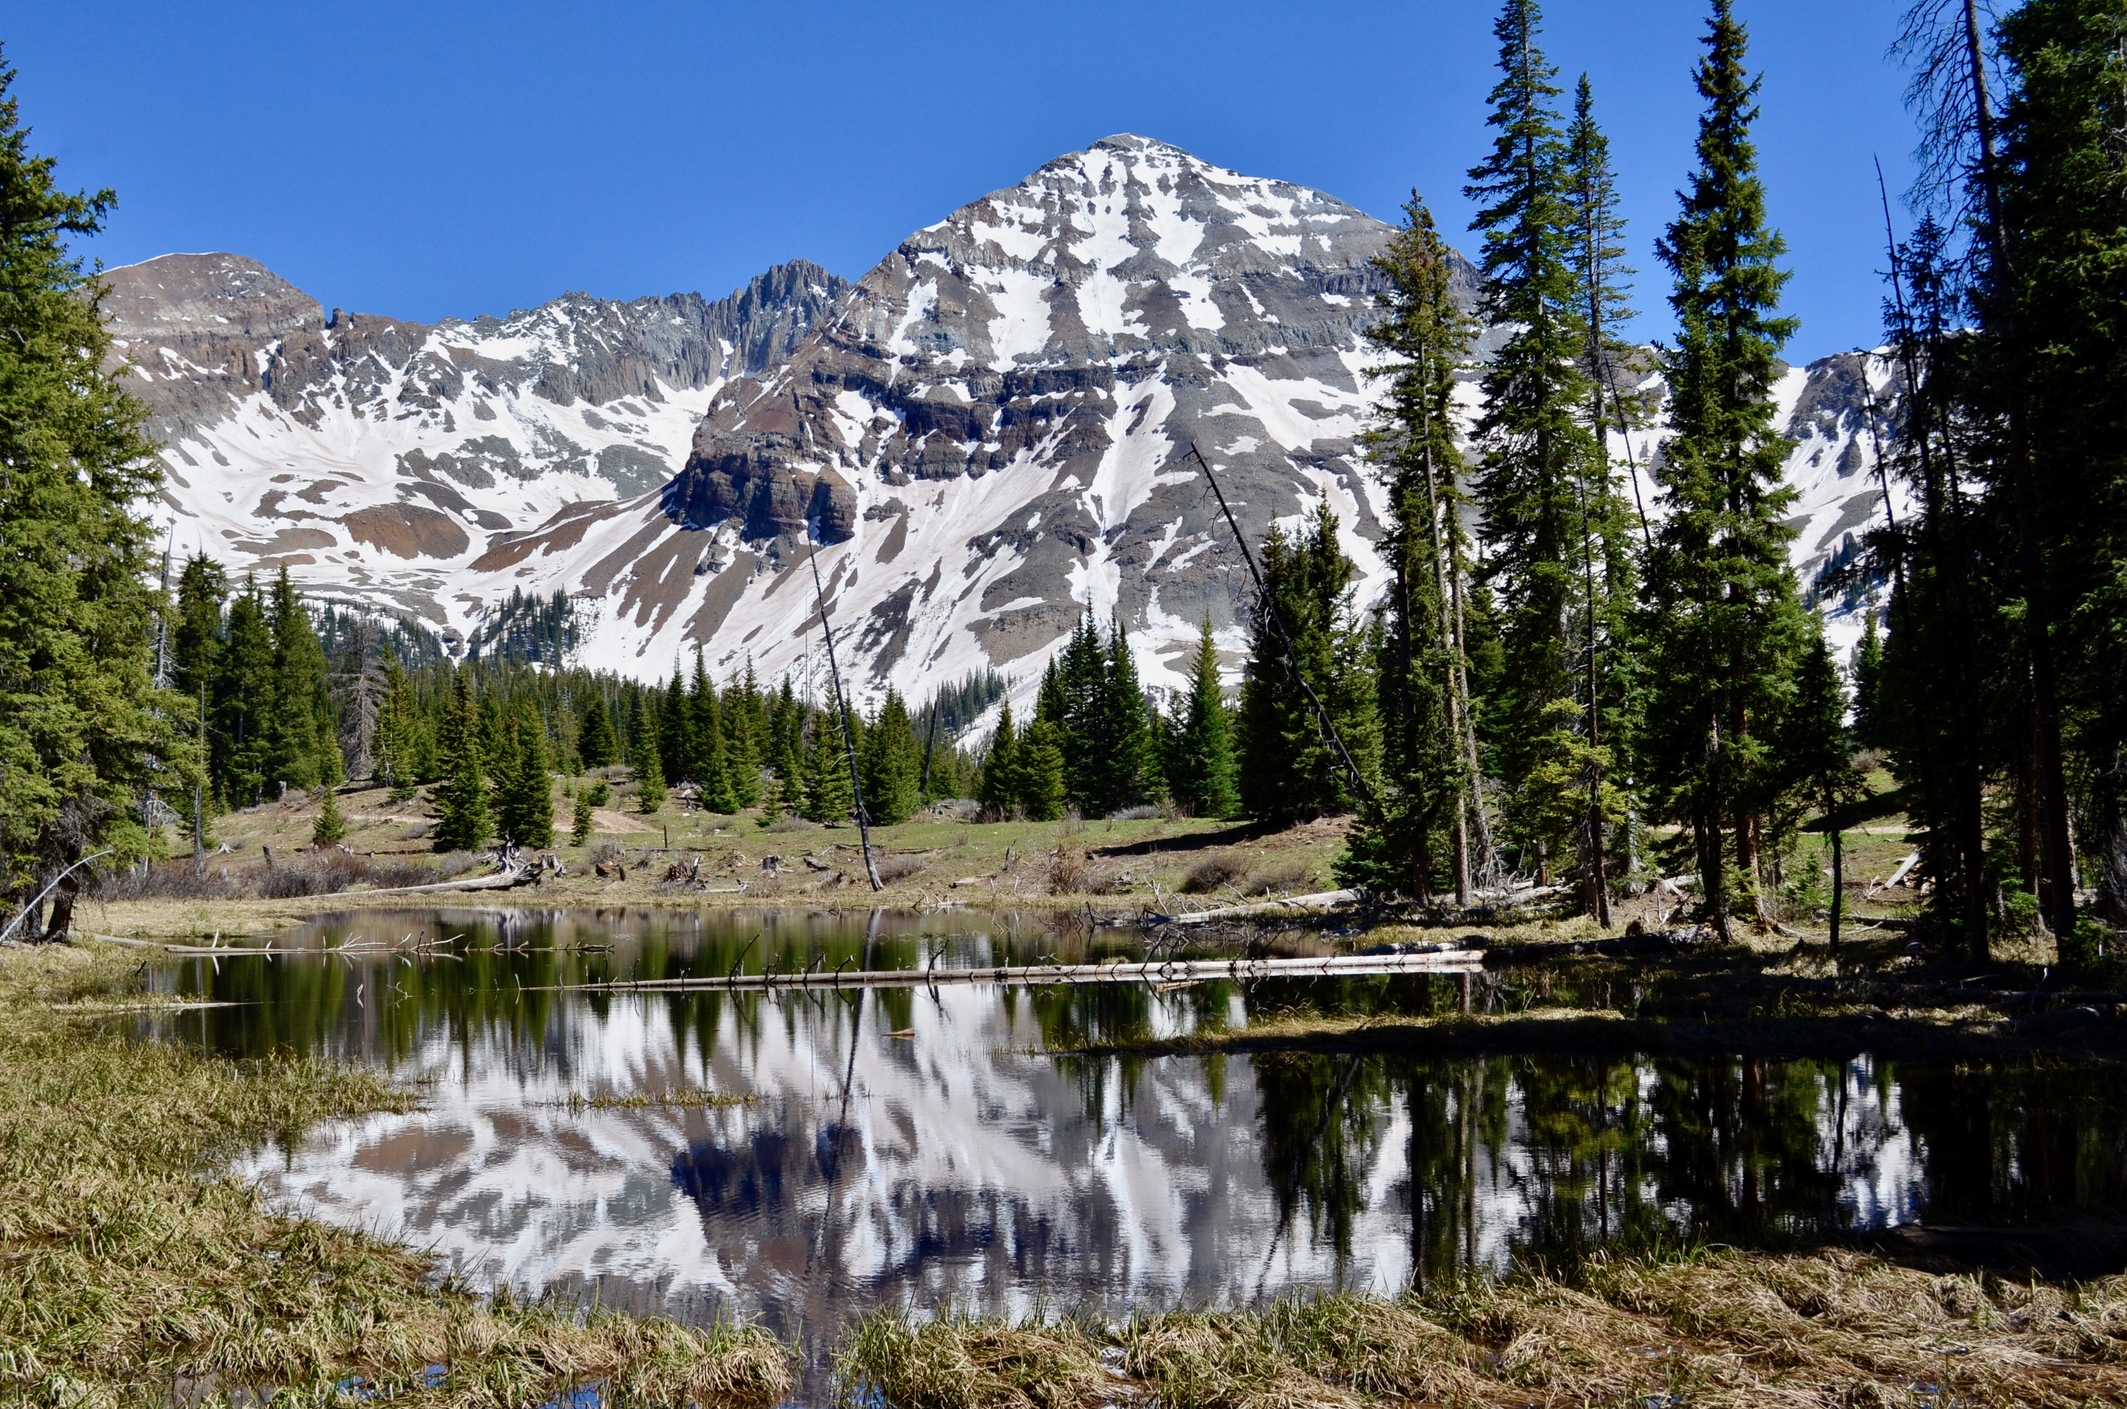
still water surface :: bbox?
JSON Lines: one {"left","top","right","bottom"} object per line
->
{"left": 150, "top": 907, "right": 2127, "bottom": 1387}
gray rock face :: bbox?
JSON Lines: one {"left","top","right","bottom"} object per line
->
{"left": 107, "top": 254, "right": 851, "bottom": 450}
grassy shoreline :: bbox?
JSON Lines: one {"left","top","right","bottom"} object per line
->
{"left": 843, "top": 1253, "right": 2127, "bottom": 1407}
{"left": 9, "top": 937, "right": 2127, "bottom": 1404}
{"left": 0, "top": 941, "right": 789, "bottom": 1407}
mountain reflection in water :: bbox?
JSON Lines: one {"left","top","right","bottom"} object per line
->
{"left": 152, "top": 908, "right": 2127, "bottom": 1383}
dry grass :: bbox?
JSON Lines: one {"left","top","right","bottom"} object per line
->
{"left": 838, "top": 1314, "right": 1110, "bottom": 1409}
{"left": 0, "top": 941, "right": 791, "bottom": 1407}
{"left": 1048, "top": 845, "right": 1090, "bottom": 896}
{"left": 841, "top": 1252, "right": 2127, "bottom": 1407}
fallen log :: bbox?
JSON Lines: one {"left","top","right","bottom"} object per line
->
{"left": 537, "top": 947, "right": 1485, "bottom": 996}
{"left": 1156, "top": 888, "right": 1360, "bottom": 926}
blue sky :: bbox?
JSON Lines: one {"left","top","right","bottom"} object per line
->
{"left": 8, "top": 1, "right": 1918, "bottom": 359}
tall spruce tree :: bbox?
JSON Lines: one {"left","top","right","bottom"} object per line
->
{"left": 1560, "top": 73, "right": 1643, "bottom": 919}
{"left": 577, "top": 693, "right": 617, "bottom": 770}
{"left": 372, "top": 655, "right": 420, "bottom": 796}
{"left": 495, "top": 710, "right": 554, "bottom": 848}
{"left": 1017, "top": 718, "right": 1069, "bottom": 822}
{"left": 1236, "top": 506, "right": 1379, "bottom": 825}
{"left": 861, "top": 690, "right": 922, "bottom": 825}
{"left": 0, "top": 52, "right": 178, "bottom": 912}
{"left": 631, "top": 703, "right": 666, "bottom": 814}
{"left": 979, "top": 704, "right": 1021, "bottom": 819}
{"left": 721, "top": 662, "right": 763, "bottom": 811}
{"left": 1166, "top": 618, "right": 1240, "bottom": 820}
{"left": 1464, "top": 0, "right": 1599, "bottom": 889}
{"left": 661, "top": 662, "right": 692, "bottom": 788}
{"left": 1783, "top": 625, "right": 1863, "bottom": 949}
{"left": 688, "top": 651, "right": 733, "bottom": 810}
{"left": 759, "top": 678, "right": 805, "bottom": 823}
{"left": 1098, "top": 619, "right": 1156, "bottom": 814}
{"left": 1056, "top": 615, "right": 1110, "bottom": 812}
{"left": 1875, "top": 215, "right": 1995, "bottom": 957}
{"left": 1344, "top": 194, "right": 1478, "bottom": 899}
{"left": 1639, "top": 0, "right": 1808, "bottom": 940}
{"left": 431, "top": 672, "right": 489, "bottom": 851}
{"left": 801, "top": 709, "right": 853, "bottom": 824}
{"left": 266, "top": 567, "right": 341, "bottom": 791}
{"left": 1990, "top": 0, "right": 2127, "bottom": 933}
{"left": 218, "top": 580, "right": 274, "bottom": 806}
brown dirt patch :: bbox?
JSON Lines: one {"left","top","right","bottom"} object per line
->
{"left": 341, "top": 503, "right": 471, "bottom": 559}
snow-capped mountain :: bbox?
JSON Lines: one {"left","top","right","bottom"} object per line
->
{"left": 459, "top": 135, "right": 1457, "bottom": 700}
{"left": 118, "top": 136, "right": 1897, "bottom": 711}
{"left": 107, "top": 252, "right": 849, "bottom": 630}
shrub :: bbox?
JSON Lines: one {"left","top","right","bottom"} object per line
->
{"left": 1244, "top": 859, "right": 1314, "bottom": 897}
{"left": 874, "top": 853, "right": 927, "bottom": 885}
{"left": 1180, "top": 854, "right": 1247, "bottom": 894}
{"left": 1048, "top": 846, "right": 1089, "bottom": 895}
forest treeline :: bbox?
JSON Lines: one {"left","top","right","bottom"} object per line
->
{"left": 3, "top": 0, "right": 2125, "bottom": 960}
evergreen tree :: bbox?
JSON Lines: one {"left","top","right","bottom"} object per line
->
{"left": 431, "top": 673, "right": 489, "bottom": 851}
{"left": 1849, "top": 607, "right": 1884, "bottom": 751}
{"left": 218, "top": 580, "right": 274, "bottom": 806}
{"left": 1017, "top": 719, "right": 1069, "bottom": 822}
{"left": 1873, "top": 214, "right": 1998, "bottom": 959}
{"left": 1638, "top": 0, "right": 1807, "bottom": 940}
{"left": 266, "top": 567, "right": 341, "bottom": 791}
{"left": 1343, "top": 193, "right": 1479, "bottom": 899}
{"left": 861, "top": 690, "right": 922, "bottom": 825}
{"left": 723, "top": 662, "right": 764, "bottom": 810}
{"left": 979, "top": 704, "right": 1021, "bottom": 818}
{"left": 662, "top": 662, "right": 693, "bottom": 787}
{"left": 1098, "top": 619, "right": 1157, "bottom": 813}
{"left": 577, "top": 693, "right": 617, "bottom": 770}
{"left": 689, "top": 651, "right": 733, "bottom": 809}
{"left": 1561, "top": 73, "right": 1643, "bottom": 918}
{"left": 1463, "top": 0, "right": 1600, "bottom": 890}
{"left": 495, "top": 709, "right": 554, "bottom": 848}
{"left": 311, "top": 784, "right": 345, "bottom": 848}
{"left": 802, "top": 709, "right": 854, "bottom": 823}
{"left": 1989, "top": 0, "right": 2127, "bottom": 931}
{"left": 1236, "top": 507, "right": 1379, "bottom": 824}
{"left": 759, "top": 678, "right": 806, "bottom": 824}
{"left": 1166, "top": 618, "right": 1239, "bottom": 819}
{"left": 1056, "top": 615, "right": 1110, "bottom": 811}
{"left": 0, "top": 53, "right": 178, "bottom": 908}
{"left": 172, "top": 553, "right": 226, "bottom": 706}
{"left": 371, "top": 655, "right": 421, "bottom": 796}
{"left": 570, "top": 789, "right": 595, "bottom": 847}
{"left": 632, "top": 703, "right": 666, "bottom": 814}
{"left": 1783, "top": 625, "right": 1863, "bottom": 948}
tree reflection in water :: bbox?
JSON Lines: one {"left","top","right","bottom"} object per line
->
{"left": 162, "top": 910, "right": 2127, "bottom": 1310}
